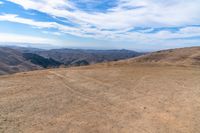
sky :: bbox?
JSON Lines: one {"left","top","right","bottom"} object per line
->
{"left": 0, "top": 0, "right": 200, "bottom": 51}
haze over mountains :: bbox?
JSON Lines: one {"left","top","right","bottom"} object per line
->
{"left": 0, "top": 46, "right": 141, "bottom": 75}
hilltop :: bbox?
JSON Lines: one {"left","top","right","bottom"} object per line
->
{"left": 0, "top": 47, "right": 200, "bottom": 133}
{"left": 126, "top": 47, "right": 200, "bottom": 67}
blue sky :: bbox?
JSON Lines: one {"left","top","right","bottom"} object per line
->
{"left": 0, "top": 0, "right": 200, "bottom": 51}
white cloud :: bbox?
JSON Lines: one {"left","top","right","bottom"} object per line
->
{"left": 0, "top": 14, "right": 124, "bottom": 39}
{"left": 7, "top": 0, "right": 200, "bottom": 29}
{"left": 0, "top": 33, "right": 57, "bottom": 44}
{"left": 0, "top": 14, "right": 56, "bottom": 28}
{"left": 2, "top": 0, "right": 200, "bottom": 48}
{"left": 0, "top": 1, "right": 3, "bottom": 5}
{"left": 0, "top": 14, "right": 83, "bottom": 36}
{"left": 179, "top": 26, "right": 200, "bottom": 34}
{"left": 42, "top": 31, "right": 62, "bottom": 36}
{"left": 1, "top": 13, "right": 200, "bottom": 44}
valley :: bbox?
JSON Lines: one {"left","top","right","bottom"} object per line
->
{"left": 0, "top": 46, "right": 141, "bottom": 75}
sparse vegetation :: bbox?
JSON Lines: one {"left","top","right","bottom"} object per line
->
{"left": 23, "top": 53, "right": 62, "bottom": 68}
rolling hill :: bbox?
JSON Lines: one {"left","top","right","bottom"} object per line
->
{"left": 35, "top": 49, "right": 141, "bottom": 66}
{"left": 23, "top": 53, "right": 62, "bottom": 68}
{"left": 0, "top": 47, "right": 41, "bottom": 75}
{"left": 126, "top": 47, "right": 200, "bottom": 67}
{"left": 0, "top": 47, "right": 200, "bottom": 133}
{"left": 0, "top": 46, "right": 142, "bottom": 75}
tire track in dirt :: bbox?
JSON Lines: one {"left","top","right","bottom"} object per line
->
{"left": 74, "top": 71, "right": 156, "bottom": 100}
{"left": 70, "top": 72, "right": 139, "bottom": 104}
{"left": 76, "top": 72, "right": 113, "bottom": 88}
{"left": 132, "top": 75, "right": 150, "bottom": 90}
{"left": 50, "top": 70, "right": 115, "bottom": 97}
{"left": 49, "top": 70, "right": 169, "bottom": 120}
{"left": 69, "top": 71, "right": 157, "bottom": 109}
{"left": 49, "top": 71, "right": 98, "bottom": 102}
{"left": 49, "top": 71, "right": 119, "bottom": 111}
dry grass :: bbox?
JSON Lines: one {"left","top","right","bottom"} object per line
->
{"left": 0, "top": 63, "right": 200, "bottom": 133}
{"left": 127, "top": 47, "right": 200, "bottom": 67}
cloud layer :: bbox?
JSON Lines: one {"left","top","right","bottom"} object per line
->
{"left": 0, "top": 33, "right": 56, "bottom": 44}
{"left": 0, "top": 0, "right": 200, "bottom": 49}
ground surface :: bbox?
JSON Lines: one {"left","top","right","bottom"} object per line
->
{"left": 0, "top": 64, "right": 200, "bottom": 133}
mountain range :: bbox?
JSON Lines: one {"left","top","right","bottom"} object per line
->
{"left": 0, "top": 46, "right": 142, "bottom": 75}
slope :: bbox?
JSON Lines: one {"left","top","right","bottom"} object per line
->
{"left": 0, "top": 47, "right": 200, "bottom": 133}
{"left": 0, "top": 47, "right": 41, "bottom": 75}
{"left": 126, "top": 46, "right": 200, "bottom": 67}
{"left": 36, "top": 49, "right": 141, "bottom": 66}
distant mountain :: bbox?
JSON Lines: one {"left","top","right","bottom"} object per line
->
{"left": 35, "top": 49, "right": 142, "bottom": 66}
{"left": 23, "top": 53, "right": 62, "bottom": 68}
{"left": 1, "top": 46, "right": 199, "bottom": 75}
{"left": 0, "top": 47, "right": 41, "bottom": 75}
{"left": 0, "top": 46, "right": 142, "bottom": 75}
{"left": 5, "top": 46, "right": 44, "bottom": 53}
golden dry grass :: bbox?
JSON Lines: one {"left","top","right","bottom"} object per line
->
{"left": 0, "top": 63, "right": 200, "bottom": 133}
{"left": 126, "top": 47, "right": 200, "bottom": 67}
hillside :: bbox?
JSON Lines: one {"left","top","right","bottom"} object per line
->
{"left": 0, "top": 47, "right": 41, "bottom": 75}
{"left": 0, "top": 47, "right": 64, "bottom": 75}
{"left": 23, "top": 53, "right": 62, "bottom": 68}
{"left": 0, "top": 47, "right": 200, "bottom": 133}
{"left": 126, "top": 47, "right": 200, "bottom": 67}
{"left": 36, "top": 49, "right": 141, "bottom": 66}
{"left": 0, "top": 46, "right": 142, "bottom": 75}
